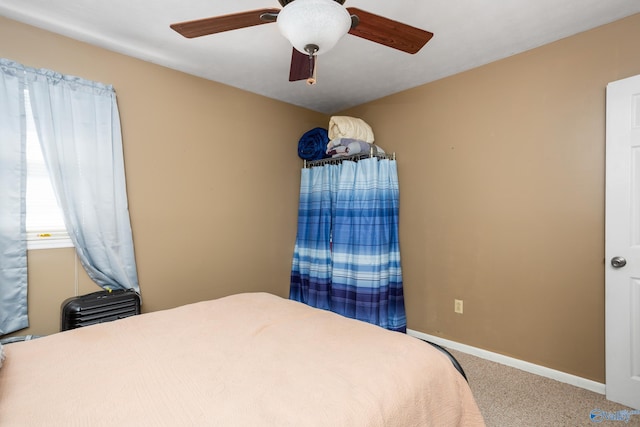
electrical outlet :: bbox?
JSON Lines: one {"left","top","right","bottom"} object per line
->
{"left": 454, "top": 299, "right": 463, "bottom": 314}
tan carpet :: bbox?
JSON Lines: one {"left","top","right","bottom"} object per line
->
{"left": 448, "top": 349, "right": 640, "bottom": 427}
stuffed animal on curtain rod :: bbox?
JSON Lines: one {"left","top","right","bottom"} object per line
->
{"left": 326, "top": 138, "right": 385, "bottom": 158}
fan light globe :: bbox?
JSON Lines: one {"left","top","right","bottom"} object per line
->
{"left": 277, "top": 0, "right": 351, "bottom": 55}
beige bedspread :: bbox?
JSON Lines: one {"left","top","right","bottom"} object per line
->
{"left": 0, "top": 293, "right": 484, "bottom": 426}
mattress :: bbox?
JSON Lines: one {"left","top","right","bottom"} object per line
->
{"left": 0, "top": 292, "right": 485, "bottom": 426}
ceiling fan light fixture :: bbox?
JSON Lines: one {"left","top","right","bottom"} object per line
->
{"left": 277, "top": 0, "right": 351, "bottom": 55}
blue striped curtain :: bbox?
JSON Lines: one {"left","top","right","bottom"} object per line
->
{"left": 290, "top": 157, "right": 406, "bottom": 332}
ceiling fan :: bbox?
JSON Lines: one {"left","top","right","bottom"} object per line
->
{"left": 170, "top": 0, "right": 433, "bottom": 84}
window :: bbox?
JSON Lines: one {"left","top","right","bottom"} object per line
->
{"left": 25, "top": 91, "right": 72, "bottom": 249}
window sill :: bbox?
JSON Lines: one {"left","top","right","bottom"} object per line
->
{"left": 27, "top": 233, "right": 74, "bottom": 250}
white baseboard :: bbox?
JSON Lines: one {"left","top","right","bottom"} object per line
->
{"left": 407, "top": 329, "right": 606, "bottom": 395}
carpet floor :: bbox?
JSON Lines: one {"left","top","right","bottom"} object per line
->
{"left": 448, "top": 349, "right": 640, "bottom": 427}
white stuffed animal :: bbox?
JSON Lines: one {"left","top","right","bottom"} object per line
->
{"left": 326, "top": 138, "right": 384, "bottom": 158}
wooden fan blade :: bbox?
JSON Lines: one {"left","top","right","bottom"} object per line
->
{"left": 170, "top": 9, "right": 280, "bottom": 38}
{"left": 289, "top": 48, "right": 316, "bottom": 82}
{"left": 346, "top": 7, "right": 433, "bottom": 54}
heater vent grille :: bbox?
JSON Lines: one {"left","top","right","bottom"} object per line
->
{"left": 61, "top": 289, "right": 141, "bottom": 331}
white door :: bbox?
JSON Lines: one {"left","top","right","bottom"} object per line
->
{"left": 605, "top": 74, "right": 640, "bottom": 410}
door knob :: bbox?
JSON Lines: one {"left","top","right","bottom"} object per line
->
{"left": 611, "top": 256, "right": 627, "bottom": 268}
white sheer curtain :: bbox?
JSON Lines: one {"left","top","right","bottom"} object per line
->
{"left": 0, "top": 58, "right": 139, "bottom": 335}
{"left": 0, "top": 60, "right": 28, "bottom": 334}
{"left": 26, "top": 66, "right": 140, "bottom": 293}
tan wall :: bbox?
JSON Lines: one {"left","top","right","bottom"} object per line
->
{"left": 4, "top": 13, "right": 640, "bottom": 383}
{"left": 0, "top": 16, "right": 326, "bottom": 337}
{"left": 341, "top": 13, "right": 640, "bottom": 382}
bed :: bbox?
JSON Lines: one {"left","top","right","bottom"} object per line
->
{"left": 0, "top": 292, "right": 485, "bottom": 426}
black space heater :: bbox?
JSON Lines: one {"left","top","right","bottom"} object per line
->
{"left": 60, "top": 289, "right": 141, "bottom": 332}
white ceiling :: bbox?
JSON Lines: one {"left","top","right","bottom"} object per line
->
{"left": 1, "top": 0, "right": 639, "bottom": 114}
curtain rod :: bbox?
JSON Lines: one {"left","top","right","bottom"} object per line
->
{"left": 303, "top": 149, "right": 396, "bottom": 169}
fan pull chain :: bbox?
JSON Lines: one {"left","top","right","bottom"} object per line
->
{"left": 307, "top": 57, "right": 316, "bottom": 85}
{"left": 304, "top": 44, "right": 319, "bottom": 85}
